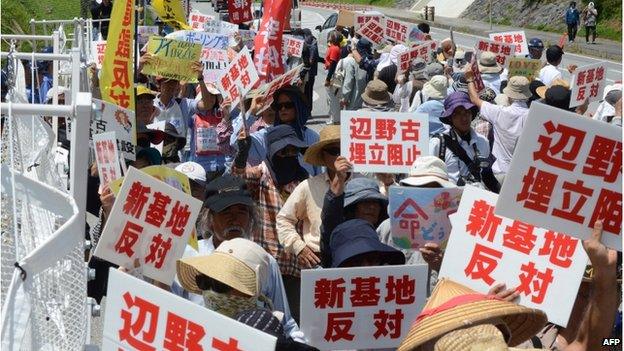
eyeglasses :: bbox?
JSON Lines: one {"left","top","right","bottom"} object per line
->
{"left": 323, "top": 147, "right": 341, "bottom": 156}
{"left": 271, "top": 101, "right": 295, "bottom": 111}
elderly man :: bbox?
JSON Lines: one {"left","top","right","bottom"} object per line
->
{"left": 170, "top": 175, "right": 304, "bottom": 341}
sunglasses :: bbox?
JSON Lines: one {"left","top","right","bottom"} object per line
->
{"left": 323, "top": 147, "right": 341, "bottom": 156}
{"left": 271, "top": 101, "right": 295, "bottom": 111}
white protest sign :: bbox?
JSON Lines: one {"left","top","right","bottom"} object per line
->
{"left": 398, "top": 40, "right": 437, "bottom": 72}
{"left": 166, "top": 30, "right": 229, "bottom": 50}
{"left": 93, "top": 131, "right": 122, "bottom": 186}
{"left": 389, "top": 186, "right": 462, "bottom": 250}
{"left": 439, "top": 185, "right": 588, "bottom": 326}
{"left": 188, "top": 11, "right": 214, "bottom": 30}
{"left": 340, "top": 111, "right": 429, "bottom": 174}
{"left": 104, "top": 269, "right": 277, "bottom": 350}
{"left": 357, "top": 19, "right": 385, "bottom": 46}
{"left": 476, "top": 39, "right": 516, "bottom": 66}
{"left": 495, "top": 102, "right": 622, "bottom": 251}
{"left": 138, "top": 26, "right": 159, "bottom": 46}
{"left": 354, "top": 13, "right": 383, "bottom": 31}
{"left": 93, "top": 167, "right": 202, "bottom": 285}
{"left": 384, "top": 18, "right": 409, "bottom": 43}
{"left": 490, "top": 30, "right": 529, "bottom": 56}
{"left": 251, "top": 64, "right": 302, "bottom": 115}
{"left": 91, "top": 99, "right": 137, "bottom": 160}
{"left": 201, "top": 48, "right": 229, "bottom": 82}
{"left": 216, "top": 46, "right": 259, "bottom": 107}
{"left": 569, "top": 62, "right": 608, "bottom": 108}
{"left": 91, "top": 40, "right": 107, "bottom": 69}
{"left": 282, "top": 35, "right": 304, "bottom": 58}
{"left": 301, "top": 265, "right": 428, "bottom": 350}
{"left": 204, "top": 20, "right": 238, "bottom": 35}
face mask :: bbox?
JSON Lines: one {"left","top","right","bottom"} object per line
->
{"left": 202, "top": 290, "right": 258, "bottom": 318}
{"left": 162, "top": 142, "right": 177, "bottom": 158}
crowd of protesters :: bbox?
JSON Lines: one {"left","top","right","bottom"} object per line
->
{"left": 8, "top": 5, "right": 622, "bottom": 351}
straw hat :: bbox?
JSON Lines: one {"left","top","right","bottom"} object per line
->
{"left": 397, "top": 279, "right": 547, "bottom": 351}
{"left": 362, "top": 79, "right": 392, "bottom": 106}
{"left": 478, "top": 51, "right": 503, "bottom": 74}
{"left": 176, "top": 239, "right": 260, "bottom": 297}
{"left": 432, "top": 324, "right": 545, "bottom": 350}
{"left": 303, "top": 125, "right": 341, "bottom": 166}
{"left": 535, "top": 78, "right": 570, "bottom": 99}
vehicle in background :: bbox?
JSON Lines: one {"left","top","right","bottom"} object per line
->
{"left": 251, "top": 0, "right": 301, "bottom": 32}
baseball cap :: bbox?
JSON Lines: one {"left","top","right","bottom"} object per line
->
{"left": 203, "top": 174, "right": 255, "bottom": 213}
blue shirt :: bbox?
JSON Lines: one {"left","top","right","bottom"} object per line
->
{"left": 170, "top": 237, "right": 305, "bottom": 342}
{"left": 416, "top": 100, "right": 446, "bottom": 135}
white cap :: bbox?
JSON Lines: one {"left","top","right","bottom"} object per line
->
{"left": 216, "top": 238, "right": 270, "bottom": 293}
{"left": 400, "top": 156, "right": 456, "bottom": 188}
{"left": 46, "top": 86, "right": 70, "bottom": 102}
{"left": 175, "top": 162, "right": 207, "bottom": 185}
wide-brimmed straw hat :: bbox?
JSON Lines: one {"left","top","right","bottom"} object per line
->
{"left": 535, "top": 78, "right": 570, "bottom": 99}
{"left": 177, "top": 239, "right": 261, "bottom": 297}
{"left": 478, "top": 51, "right": 503, "bottom": 74}
{"left": 303, "top": 125, "right": 341, "bottom": 166}
{"left": 362, "top": 79, "right": 392, "bottom": 106}
{"left": 397, "top": 279, "right": 547, "bottom": 351}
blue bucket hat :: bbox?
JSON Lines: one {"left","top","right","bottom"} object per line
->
{"left": 344, "top": 177, "right": 388, "bottom": 209}
{"left": 330, "top": 219, "right": 405, "bottom": 268}
{"left": 440, "top": 92, "right": 478, "bottom": 124}
{"left": 265, "top": 124, "right": 308, "bottom": 160}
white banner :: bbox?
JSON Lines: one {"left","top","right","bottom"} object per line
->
{"left": 300, "top": 265, "right": 428, "bottom": 350}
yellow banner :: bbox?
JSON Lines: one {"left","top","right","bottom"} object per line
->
{"left": 507, "top": 58, "right": 542, "bottom": 81}
{"left": 110, "top": 166, "right": 199, "bottom": 251}
{"left": 142, "top": 37, "right": 202, "bottom": 83}
{"left": 99, "top": 0, "right": 135, "bottom": 110}
{"left": 152, "top": 0, "right": 191, "bottom": 30}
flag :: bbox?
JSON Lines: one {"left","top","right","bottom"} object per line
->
{"left": 152, "top": 0, "right": 192, "bottom": 30}
{"left": 253, "top": 0, "right": 291, "bottom": 82}
{"left": 99, "top": 0, "right": 135, "bottom": 110}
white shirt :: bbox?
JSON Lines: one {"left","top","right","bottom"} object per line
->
{"left": 429, "top": 129, "right": 491, "bottom": 183}
{"left": 538, "top": 64, "right": 562, "bottom": 86}
{"left": 481, "top": 73, "right": 502, "bottom": 94}
{"left": 479, "top": 100, "right": 529, "bottom": 174}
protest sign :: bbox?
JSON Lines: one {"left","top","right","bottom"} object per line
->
{"left": 337, "top": 10, "right": 357, "bottom": 28}
{"left": 496, "top": 102, "right": 622, "bottom": 251}
{"left": 94, "top": 167, "right": 202, "bottom": 284}
{"left": 568, "top": 62, "right": 608, "bottom": 108}
{"left": 389, "top": 186, "right": 462, "bottom": 249}
{"left": 254, "top": 0, "right": 291, "bottom": 81}
{"left": 99, "top": 0, "right": 134, "bottom": 110}
{"left": 340, "top": 111, "right": 429, "bottom": 174}
{"left": 384, "top": 18, "right": 409, "bottom": 43}
{"left": 93, "top": 132, "right": 122, "bottom": 187}
{"left": 507, "top": 57, "right": 542, "bottom": 81}
{"left": 216, "top": 47, "right": 260, "bottom": 107}
{"left": 439, "top": 186, "right": 588, "bottom": 326}
{"left": 188, "top": 11, "right": 214, "bottom": 30}
{"left": 283, "top": 35, "right": 304, "bottom": 58}
{"left": 354, "top": 12, "right": 384, "bottom": 31}
{"left": 357, "top": 19, "right": 385, "bottom": 46}
{"left": 490, "top": 30, "right": 529, "bottom": 56}
{"left": 406, "top": 25, "right": 427, "bottom": 44}
{"left": 137, "top": 26, "right": 159, "bottom": 46}
{"left": 300, "top": 265, "right": 428, "bottom": 350}
{"left": 227, "top": 0, "right": 252, "bottom": 24}
{"left": 250, "top": 64, "right": 302, "bottom": 115}
{"left": 398, "top": 40, "right": 437, "bottom": 72}
{"left": 91, "top": 40, "right": 106, "bottom": 69}
{"left": 166, "top": 30, "right": 229, "bottom": 50}
{"left": 204, "top": 20, "right": 239, "bottom": 35}
{"left": 470, "top": 53, "right": 486, "bottom": 92}
{"left": 91, "top": 99, "right": 137, "bottom": 160}
{"left": 104, "top": 269, "right": 277, "bottom": 350}
{"left": 477, "top": 39, "right": 516, "bottom": 66}
{"left": 142, "top": 37, "right": 202, "bottom": 83}
{"left": 201, "top": 48, "right": 229, "bottom": 82}
{"left": 152, "top": 0, "right": 191, "bottom": 30}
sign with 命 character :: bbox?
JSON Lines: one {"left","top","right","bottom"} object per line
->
{"left": 439, "top": 185, "right": 588, "bottom": 327}
{"left": 91, "top": 98, "right": 137, "bottom": 161}
{"left": 94, "top": 167, "right": 202, "bottom": 285}
{"left": 496, "top": 102, "right": 622, "bottom": 251}
{"left": 568, "top": 62, "right": 607, "bottom": 108}
{"left": 340, "top": 111, "right": 429, "bottom": 174}
{"left": 216, "top": 46, "right": 260, "bottom": 107}
{"left": 104, "top": 269, "right": 277, "bottom": 350}
{"left": 300, "top": 265, "right": 428, "bottom": 350}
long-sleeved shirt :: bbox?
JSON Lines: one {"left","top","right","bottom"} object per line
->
{"left": 429, "top": 129, "right": 491, "bottom": 184}
{"left": 170, "top": 237, "right": 305, "bottom": 342}
{"left": 276, "top": 173, "right": 330, "bottom": 255}
{"left": 154, "top": 97, "right": 201, "bottom": 156}
{"left": 341, "top": 55, "right": 367, "bottom": 111}
{"left": 479, "top": 100, "right": 529, "bottom": 174}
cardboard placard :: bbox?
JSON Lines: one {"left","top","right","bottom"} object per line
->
{"left": 166, "top": 30, "right": 229, "bottom": 50}
{"left": 340, "top": 111, "right": 429, "bottom": 174}
{"left": 142, "top": 37, "right": 202, "bottom": 83}
{"left": 496, "top": 102, "right": 622, "bottom": 251}
{"left": 439, "top": 186, "right": 588, "bottom": 326}
{"left": 336, "top": 9, "right": 357, "bottom": 28}
{"left": 300, "top": 265, "right": 428, "bottom": 350}
{"left": 507, "top": 57, "right": 542, "bottom": 81}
